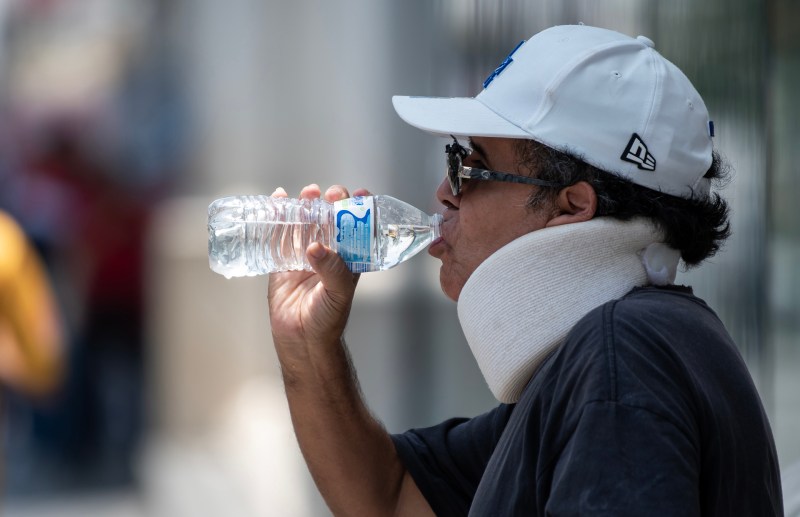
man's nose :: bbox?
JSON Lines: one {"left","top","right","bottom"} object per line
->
{"left": 436, "top": 177, "right": 459, "bottom": 207}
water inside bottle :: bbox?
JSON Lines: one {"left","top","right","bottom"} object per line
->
{"left": 376, "top": 221, "right": 440, "bottom": 270}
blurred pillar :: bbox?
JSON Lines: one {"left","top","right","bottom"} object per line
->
{"left": 767, "top": 0, "right": 800, "bottom": 469}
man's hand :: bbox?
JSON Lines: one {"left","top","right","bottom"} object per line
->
{"left": 267, "top": 184, "right": 370, "bottom": 377}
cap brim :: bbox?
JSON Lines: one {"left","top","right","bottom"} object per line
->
{"left": 392, "top": 96, "right": 529, "bottom": 139}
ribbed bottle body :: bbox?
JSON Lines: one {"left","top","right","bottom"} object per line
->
{"left": 208, "top": 196, "right": 331, "bottom": 277}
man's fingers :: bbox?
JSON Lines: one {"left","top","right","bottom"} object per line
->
{"left": 270, "top": 184, "right": 369, "bottom": 202}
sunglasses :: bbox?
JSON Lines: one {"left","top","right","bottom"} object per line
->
{"left": 445, "top": 136, "right": 563, "bottom": 196}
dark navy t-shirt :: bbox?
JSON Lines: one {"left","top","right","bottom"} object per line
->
{"left": 392, "top": 287, "right": 783, "bottom": 516}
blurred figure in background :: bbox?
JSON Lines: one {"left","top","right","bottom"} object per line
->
{"left": 0, "top": 209, "right": 65, "bottom": 488}
{"left": 0, "top": 118, "right": 155, "bottom": 493}
{"left": 0, "top": 0, "right": 180, "bottom": 497}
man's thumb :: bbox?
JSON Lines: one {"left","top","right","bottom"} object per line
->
{"left": 306, "top": 242, "right": 356, "bottom": 294}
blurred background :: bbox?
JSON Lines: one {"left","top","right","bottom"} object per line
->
{"left": 0, "top": 0, "right": 797, "bottom": 515}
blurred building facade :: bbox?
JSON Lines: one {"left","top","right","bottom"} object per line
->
{"left": 0, "top": 0, "right": 798, "bottom": 516}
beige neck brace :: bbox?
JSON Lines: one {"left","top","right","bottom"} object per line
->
{"left": 457, "top": 217, "right": 678, "bottom": 404}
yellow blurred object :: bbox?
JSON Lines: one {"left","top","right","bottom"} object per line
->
{"left": 0, "top": 210, "right": 64, "bottom": 397}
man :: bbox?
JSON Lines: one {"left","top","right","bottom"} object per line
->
{"left": 267, "top": 25, "right": 783, "bottom": 516}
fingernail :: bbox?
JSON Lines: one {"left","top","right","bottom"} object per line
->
{"left": 327, "top": 187, "right": 345, "bottom": 199}
{"left": 308, "top": 243, "right": 326, "bottom": 259}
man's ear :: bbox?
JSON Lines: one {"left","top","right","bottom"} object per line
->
{"left": 545, "top": 181, "right": 597, "bottom": 228}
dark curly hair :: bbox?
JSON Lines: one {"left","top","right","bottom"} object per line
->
{"left": 515, "top": 140, "right": 732, "bottom": 267}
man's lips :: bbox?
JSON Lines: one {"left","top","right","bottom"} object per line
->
{"left": 429, "top": 213, "right": 450, "bottom": 257}
{"left": 428, "top": 236, "right": 445, "bottom": 257}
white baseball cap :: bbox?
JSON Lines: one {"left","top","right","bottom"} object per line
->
{"left": 393, "top": 24, "right": 714, "bottom": 199}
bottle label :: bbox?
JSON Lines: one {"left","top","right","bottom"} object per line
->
{"left": 334, "top": 196, "right": 376, "bottom": 273}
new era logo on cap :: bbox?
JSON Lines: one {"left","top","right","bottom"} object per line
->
{"left": 621, "top": 133, "right": 656, "bottom": 171}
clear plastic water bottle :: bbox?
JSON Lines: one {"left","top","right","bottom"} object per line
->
{"left": 208, "top": 195, "right": 442, "bottom": 277}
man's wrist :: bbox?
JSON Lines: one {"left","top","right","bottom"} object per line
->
{"left": 276, "top": 336, "right": 354, "bottom": 391}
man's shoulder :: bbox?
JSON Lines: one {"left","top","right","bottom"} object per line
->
{"left": 538, "top": 285, "right": 726, "bottom": 407}
{"left": 569, "top": 285, "right": 719, "bottom": 345}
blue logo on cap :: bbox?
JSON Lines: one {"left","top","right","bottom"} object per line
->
{"left": 483, "top": 40, "right": 525, "bottom": 89}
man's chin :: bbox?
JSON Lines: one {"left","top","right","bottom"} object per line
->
{"left": 438, "top": 269, "right": 461, "bottom": 303}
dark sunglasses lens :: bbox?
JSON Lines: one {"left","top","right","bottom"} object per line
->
{"left": 449, "top": 171, "right": 460, "bottom": 196}
{"left": 446, "top": 154, "right": 461, "bottom": 195}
